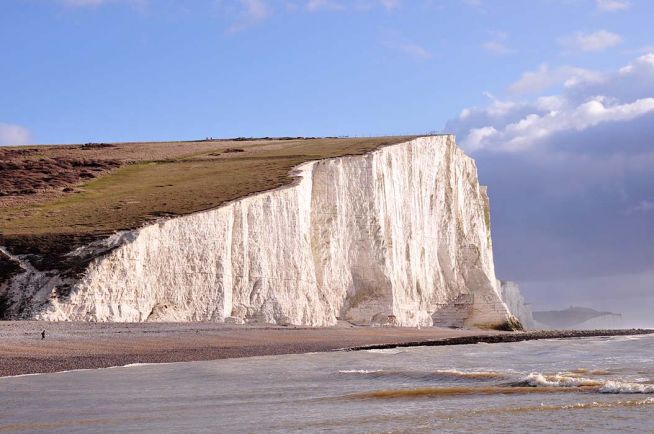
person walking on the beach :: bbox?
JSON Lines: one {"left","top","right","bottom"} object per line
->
{"left": 41, "top": 330, "right": 46, "bottom": 340}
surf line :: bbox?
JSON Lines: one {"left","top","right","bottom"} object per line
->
{"left": 344, "top": 329, "right": 654, "bottom": 352}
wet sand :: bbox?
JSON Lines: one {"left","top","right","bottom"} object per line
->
{"left": 1, "top": 321, "right": 651, "bottom": 377}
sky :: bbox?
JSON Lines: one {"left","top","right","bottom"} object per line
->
{"left": 1, "top": 0, "right": 653, "bottom": 323}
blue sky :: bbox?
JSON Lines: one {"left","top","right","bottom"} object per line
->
{"left": 2, "top": 0, "right": 653, "bottom": 322}
{"left": 1, "top": 0, "right": 652, "bottom": 143}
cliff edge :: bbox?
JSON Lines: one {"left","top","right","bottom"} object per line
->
{"left": 1, "top": 136, "right": 516, "bottom": 328}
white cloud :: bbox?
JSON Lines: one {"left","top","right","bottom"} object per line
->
{"left": 446, "top": 54, "right": 654, "bottom": 153}
{"left": 482, "top": 40, "right": 511, "bottom": 55}
{"left": 508, "top": 64, "right": 603, "bottom": 94}
{"left": 381, "top": 29, "right": 431, "bottom": 60}
{"left": 634, "top": 45, "right": 654, "bottom": 55}
{"left": 560, "top": 30, "right": 622, "bottom": 52}
{"left": 480, "top": 97, "right": 654, "bottom": 152}
{"left": 508, "top": 64, "right": 553, "bottom": 94}
{"left": 445, "top": 54, "right": 654, "bottom": 285}
{"left": 305, "top": 0, "right": 344, "bottom": 12}
{"left": 58, "top": 0, "right": 147, "bottom": 8}
{"left": 60, "top": 0, "right": 106, "bottom": 5}
{"left": 228, "top": 0, "right": 271, "bottom": 33}
{"left": 0, "top": 123, "right": 32, "bottom": 146}
{"left": 535, "top": 95, "right": 566, "bottom": 111}
{"left": 396, "top": 42, "right": 431, "bottom": 60}
{"left": 462, "top": 126, "right": 497, "bottom": 152}
{"left": 242, "top": 0, "right": 270, "bottom": 22}
{"left": 482, "top": 32, "right": 513, "bottom": 55}
{"left": 384, "top": 40, "right": 431, "bottom": 60}
{"left": 480, "top": 92, "right": 522, "bottom": 116}
{"left": 618, "top": 53, "right": 654, "bottom": 75}
{"left": 625, "top": 200, "right": 654, "bottom": 214}
{"left": 292, "top": 0, "right": 399, "bottom": 12}
{"left": 596, "top": 0, "right": 630, "bottom": 12}
{"left": 379, "top": 0, "right": 400, "bottom": 10}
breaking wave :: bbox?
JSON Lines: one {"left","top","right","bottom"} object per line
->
{"left": 517, "top": 372, "right": 654, "bottom": 394}
{"left": 599, "top": 380, "right": 654, "bottom": 394}
{"left": 518, "top": 373, "right": 603, "bottom": 388}
{"left": 342, "top": 370, "right": 654, "bottom": 400}
{"left": 344, "top": 386, "right": 587, "bottom": 399}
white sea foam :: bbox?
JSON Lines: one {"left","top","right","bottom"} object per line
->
{"left": 120, "top": 363, "right": 161, "bottom": 368}
{"left": 337, "top": 368, "right": 502, "bottom": 379}
{"left": 599, "top": 380, "right": 654, "bottom": 394}
{"left": 0, "top": 367, "right": 96, "bottom": 380}
{"left": 523, "top": 373, "right": 602, "bottom": 388}
{"left": 553, "top": 397, "right": 654, "bottom": 409}
{"left": 0, "top": 372, "right": 44, "bottom": 380}
{"left": 0, "top": 361, "right": 177, "bottom": 381}
{"left": 365, "top": 348, "right": 404, "bottom": 354}
{"left": 522, "top": 372, "right": 654, "bottom": 394}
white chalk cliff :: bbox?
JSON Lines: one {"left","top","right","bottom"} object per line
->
{"left": 498, "top": 280, "right": 535, "bottom": 329}
{"left": 2, "top": 136, "right": 515, "bottom": 327}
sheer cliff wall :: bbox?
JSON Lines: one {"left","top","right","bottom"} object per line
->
{"left": 498, "top": 280, "right": 535, "bottom": 329}
{"left": 1, "top": 136, "right": 512, "bottom": 327}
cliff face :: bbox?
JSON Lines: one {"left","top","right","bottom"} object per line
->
{"left": 1, "top": 136, "right": 512, "bottom": 327}
{"left": 498, "top": 280, "right": 535, "bottom": 329}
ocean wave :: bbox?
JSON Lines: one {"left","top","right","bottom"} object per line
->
{"left": 344, "top": 385, "right": 585, "bottom": 399}
{"left": 338, "top": 369, "right": 383, "bottom": 374}
{"left": 364, "top": 348, "right": 404, "bottom": 354}
{"left": 518, "top": 372, "right": 654, "bottom": 394}
{"left": 520, "top": 373, "right": 603, "bottom": 388}
{"left": 599, "top": 380, "right": 654, "bottom": 394}
{"left": 544, "top": 397, "right": 654, "bottom": 409}
{"left": 342, "top": 371, "right": 654, "bottom": 401}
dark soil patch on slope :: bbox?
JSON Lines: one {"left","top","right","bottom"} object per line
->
{"left": 0, "top": 233, "right": 109, "bottom": 274}
{"left": 0, "top": 148, "right": 121, "bottom": 196}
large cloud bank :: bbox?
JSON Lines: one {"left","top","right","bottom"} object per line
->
{"left": 450, "top": 54, "right": 654, "bottom": 155}
{"left": 445, "top": 54, "right": 654, "bottom": 320}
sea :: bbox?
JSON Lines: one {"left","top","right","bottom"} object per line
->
{"left": 1, "top": 334, "right": 653, "bottom": 433}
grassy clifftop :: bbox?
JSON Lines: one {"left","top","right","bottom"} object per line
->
{"left": 0, "top": 136, "right": 416, "bottom": 265}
